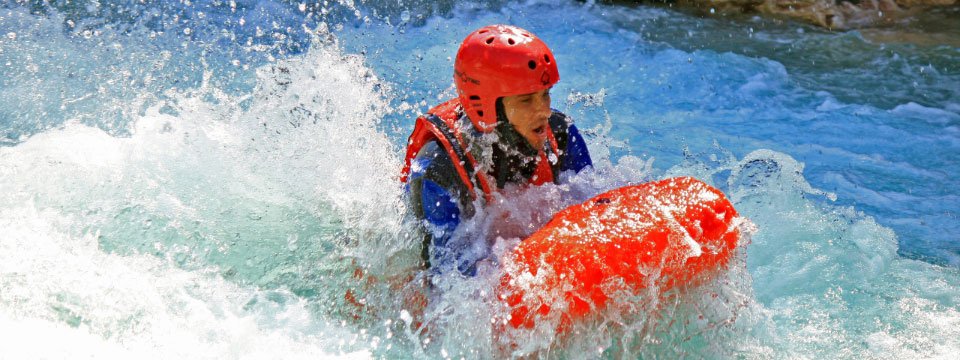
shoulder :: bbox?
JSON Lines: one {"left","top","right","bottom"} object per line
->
{"left": 547, "top": 110, "right": 573, "bottom": 149}
{"left": 414, "top": 142, "right": 466, "bottom": 194}
{"left": 548, "top": 110, "right": 573, "bottom": 131}
{"left": 545, "top": 110, "right": 593, "bottom": 172}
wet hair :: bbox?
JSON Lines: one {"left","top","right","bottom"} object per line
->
{"left": 495, "top": 98, "right": 509, "bottom": 125}
{"left": 494, "top": 98, "right": 519, "bottom": 141}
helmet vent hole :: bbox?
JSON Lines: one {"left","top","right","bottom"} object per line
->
{"left": 544, "top": 55, "right": 551, "bottom": 63}
{"left": 485, "top": 37, "right": 494, "bottom": 44}
{"left": 477, "top": 110, "right": 484, "bottom": 117}
{"left": 507, "top": 38, "right": 516, "bottom": 45}
{"left": 528, "top": 60, "right": 537, "bottom": 70}
{"left": 479, "top": 29, "right": 489, "bottom": 34}
{"left": 469, "top": 95, "right": 481, "bottom": 101}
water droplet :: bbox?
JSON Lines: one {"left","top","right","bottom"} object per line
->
{"left": 6, "top": 32, "right": 15, "bottom": 40}
{"left": 183, "top": 28, "right": 191, "bottom": 35}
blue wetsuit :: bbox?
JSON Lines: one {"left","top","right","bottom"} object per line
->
{"left": 406, "top": 109, "right": 592, "bottom": 276}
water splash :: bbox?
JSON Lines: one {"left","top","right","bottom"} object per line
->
{"left": 2, "top": 0, "right": 959, "bottom": 358}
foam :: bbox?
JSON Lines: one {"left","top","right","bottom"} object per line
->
{"left": 0, "top": 205, "right": 371, "bottom": 359}
{"left": 0, "top": 29, "right": 407, "bottom": 358}
{"left": 891, "top": 102, "right": 960, "bottom": 125}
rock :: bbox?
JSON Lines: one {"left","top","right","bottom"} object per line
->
{"left": 895, "top": 0, "right": 956, "bottom": 6}
{"left": 739, "top": 0, "right": 946, "bottom": 29}
{"left": 601, "top": 0, "right": 957, "bottom": 30}
{"left": 759, "top": 0, "right": 850, "bottom": 28}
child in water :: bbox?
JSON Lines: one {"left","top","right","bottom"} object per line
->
{"left": 401, "top": 25, "right": 593, "bottom": 276}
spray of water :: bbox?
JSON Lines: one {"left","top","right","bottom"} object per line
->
{"left": 3, "top": 1, "right": 959, "bottom": 358}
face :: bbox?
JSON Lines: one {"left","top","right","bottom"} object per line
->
{"left": 501, "top": 88, "right": 552, "bottom": 150}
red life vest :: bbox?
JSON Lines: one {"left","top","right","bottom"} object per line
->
{"left": 400, "top": 98, "right": 559, "bottom": 201}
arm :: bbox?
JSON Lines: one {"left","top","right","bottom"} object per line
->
{"left": 420, "top": 177, "right": 461, "bottom": 249}
{"left": 407, "top": 144, "right": 481, "bottom": 276}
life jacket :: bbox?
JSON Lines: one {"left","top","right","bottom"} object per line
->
{"left": 400, "top": 98, "right": 559, "bottom": 201}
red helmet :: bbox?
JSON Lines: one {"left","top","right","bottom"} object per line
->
{"left": 454, "top": 25, "right": 560, "bottom": 132}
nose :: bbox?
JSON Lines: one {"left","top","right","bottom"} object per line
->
{"left": 534, "top": 93, "right": 551, "bottom": 121}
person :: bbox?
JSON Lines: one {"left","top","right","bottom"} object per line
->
{"left": 401, "top": 25, "right": 592, "bottom": 276}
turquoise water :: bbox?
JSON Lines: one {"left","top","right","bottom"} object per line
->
{"left": 1, "top": 0, "right": 958, "bottom": 358}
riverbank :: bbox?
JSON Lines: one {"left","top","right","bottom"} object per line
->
{"left": 603, "top": 0, "right": 959, "bottom": 32}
